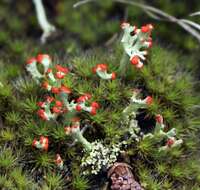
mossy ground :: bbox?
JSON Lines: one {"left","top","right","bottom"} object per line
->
{"left": 0, "top": 1, "right": 200, "bottom": 190}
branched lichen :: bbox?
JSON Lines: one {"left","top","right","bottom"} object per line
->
{"left": 119, "top": 22, "right": 153, "bottom": 72}
{"left": 122, "top": 89, "right": 182, "bottom": 152}
{"left": 144, "top": 114, "right": 183, "bottom": 151}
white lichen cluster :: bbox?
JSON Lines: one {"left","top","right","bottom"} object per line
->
{"left": 81, "top": 141, "right": 120, "bottom": 175}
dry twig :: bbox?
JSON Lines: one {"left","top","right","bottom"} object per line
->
{"left": 74, "top": 0, "right": 200, "bottom": 43}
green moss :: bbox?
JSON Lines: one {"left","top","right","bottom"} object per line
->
{"left": 0, "top": 129, "right": 15, "bottom": 142}
{"left": 5, "top": 111, "right": 22, "bottom": 126}
{"left": 0, "top": 148, "right": 17, "bottom": 170}
{"left": 44, "top": 172, "right": 65, "bottom": 190}
{"left": 10, "top": 168, "right": 34, "bottom": 190}
{"left": 35, "top": 152, "right": 54, "bottom": 170}
{"left": 0, "top": 1, "right": 199, "bottom": 188}
{"left": 0, "top": 42, "right": 198, "bottom": 189}
{"left": 72, "top": 175, "right": 90, "bottom": 190}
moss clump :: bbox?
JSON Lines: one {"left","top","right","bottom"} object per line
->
{"left": 0, "top": 40, "right": 199, "bottom": 189}
{"left": 0, "top": 1, "right": 199, "bottom": 189}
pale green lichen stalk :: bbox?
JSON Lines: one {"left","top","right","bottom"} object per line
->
{"left": 119, "top": 22, "right": 153, "bottom": 73}
{"left": 92, "top": 64, "right": 116, "bottom": 80}
{"left": 122, "top": 89, "right": 153, "bottom": 141}
{"left": 64, "top": 120, "right": 93, "bottom": 152}
{"left": 26, "top": 54, "right": 51, "bottom": 82}
{"left": 122, "top": 89, "right": 153, "bottom": 120}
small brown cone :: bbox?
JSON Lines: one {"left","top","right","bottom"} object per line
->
{"left": 108, "top": 163, "right": 144, "bottom": 190}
